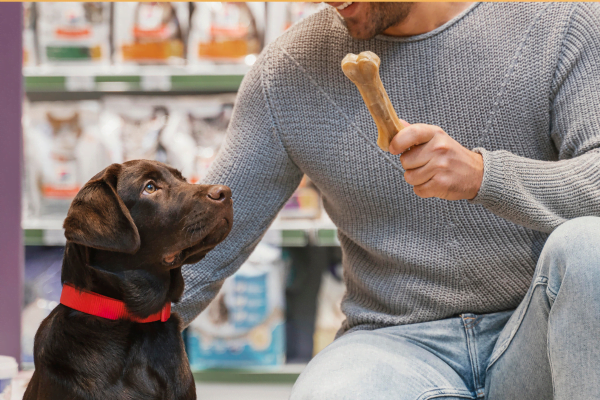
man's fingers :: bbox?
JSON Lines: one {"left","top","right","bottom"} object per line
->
{"left": 404, "top": 161, "right": 435, "bottom": 186}
{"left": 389, "top": 124, "right": 438, "bottom": 155}
{"left": 412, "top": 176, "right": 450, "bottom": 199}
{"left": 399, "top": 142, "right": 433, "bottom": 170}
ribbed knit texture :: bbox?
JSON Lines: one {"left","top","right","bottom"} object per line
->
{"left": 174, "top": 3, "right": 600, "bottom": 336}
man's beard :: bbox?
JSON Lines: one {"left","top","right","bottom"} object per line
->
{"left": 345, "top": 3, "right": 414, "bottom": 40}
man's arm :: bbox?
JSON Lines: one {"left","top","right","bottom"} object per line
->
{"left": 390, "top": 4, "right": 600, "bottom": 233}
{"left": 467, "top": 4, "right": 600, "bottom": 233}
{"left": 173, "top": 48, "right": 304, "bottom": 327}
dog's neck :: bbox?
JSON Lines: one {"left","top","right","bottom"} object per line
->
{"left": 61, "top": 242, "right": 184, "bottom": 318}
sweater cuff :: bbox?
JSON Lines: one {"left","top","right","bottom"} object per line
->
{"left": 468, "top": 147, "right": 506, "bottom": 209}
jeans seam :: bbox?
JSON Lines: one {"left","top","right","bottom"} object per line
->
{"left": 416, "top": 387, "right": 476, "bottom": 400}
{"left": 486, "top": 277, "right": 548, "bottom": 371}
{"left": 462, "top": 317, "right": 481, "bottom": 392}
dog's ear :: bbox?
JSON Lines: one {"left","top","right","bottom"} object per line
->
{"left": 63, "top": 164, "right": 141, "bottom": 254}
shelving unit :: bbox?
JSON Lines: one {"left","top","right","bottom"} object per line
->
{"left": 24, "top": 64, "right": 249, "bottom": 94}
{"left": 23, "top": 214, "right": 339, "bottom": 247}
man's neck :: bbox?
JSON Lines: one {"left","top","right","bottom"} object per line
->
{"left": 383, "top": 2, "right": 474, "bottom": 37}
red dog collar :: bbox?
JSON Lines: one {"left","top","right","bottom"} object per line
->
{"left": 60, "top": 283, "right": 171, "bottom": 323}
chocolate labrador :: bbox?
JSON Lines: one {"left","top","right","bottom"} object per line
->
{"left": 24, "top": 160, "right": 233, "bottom": 400}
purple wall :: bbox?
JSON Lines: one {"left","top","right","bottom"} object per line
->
{"left": 0, "top": 2, "right": 23, "bottom": 363}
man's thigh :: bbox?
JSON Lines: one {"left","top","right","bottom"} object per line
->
{"left": 484, "top": 282, "right": 553, "bottom": 400}
{"left": 290, "top": 329, "right": 475, "bottom": 400}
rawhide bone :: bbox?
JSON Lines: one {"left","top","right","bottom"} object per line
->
{"left": 341, "top": 51, "right": 405, "bottom": 152}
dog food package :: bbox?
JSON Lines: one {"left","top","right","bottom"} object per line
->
{"left": 160, "top": 95, "right": 234, "bottom": 183}
{"left": 23, "top": 3, "right": 37, "bottom": 67}
{"left": 187, "top": 2, "right": 264, "bottom": 64}
{"left": 186, "top": 243, "right": 286, "bottom": 370}
{"left": 23, "top": 101, "right": 112, "bottom": 218}
{"left": 113, "top": 2, "right": 188, "bottom": 65}
{"left": 313, "top": 262, "right": 346, "bottom": 355}
{"left": 36, "top": 3, "right": 111, "bottom": 65}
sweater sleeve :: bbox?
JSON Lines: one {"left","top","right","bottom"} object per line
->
{"left": 173, "top": 48, "right": 304, "bottom": 327}
{"left": 470, "top": 4, "right": 600, "bottom": 233}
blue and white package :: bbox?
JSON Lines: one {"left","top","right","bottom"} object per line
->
{"left": 186, "top": 243, "right": 285, "bottom": 370}
{"left": 0, "top": 356, "right": 18, "bottom": 400}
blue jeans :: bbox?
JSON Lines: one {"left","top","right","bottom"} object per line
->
{"left": 290, "top": 216, "right": 600, "bottom": 399}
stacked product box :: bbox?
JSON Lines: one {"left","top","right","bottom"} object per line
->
{"left": 186, "top": 243, "right": 286, "bottom": 370}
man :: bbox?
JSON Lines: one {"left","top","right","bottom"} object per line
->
{"left": 174, "top": 2, "right": 600, "bottom": 398}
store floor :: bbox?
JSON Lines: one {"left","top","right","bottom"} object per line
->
{"left": 197, "top": 383, "right": 293, "bottom": 399}
{"left": 11, "top": 371, "right": 294, "bottom": 400}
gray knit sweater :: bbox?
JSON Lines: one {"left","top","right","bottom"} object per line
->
{"left": 175, "top": 3, "right": 600, "bottom": 335}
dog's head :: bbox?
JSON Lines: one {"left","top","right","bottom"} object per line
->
{"left": 61, "top": 160, "right": 232, "bottom": 315}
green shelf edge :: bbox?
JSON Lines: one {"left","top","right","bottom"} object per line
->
{"left": 24, "top": 74, "right": 244, "bottom": 93}
{"left": 193, "top": 369, "right": 300, "bottom": 384}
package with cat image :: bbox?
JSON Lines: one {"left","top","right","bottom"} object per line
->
{"left": 36, "top": 3, "right": 111, "bottom": 65}
{"left": 22, "top": 101, "right": 112, "bottom": 218}
{"left": 158, "top": 95, "right": 235, "bottom": 184}
{"left": 113, "top": 2, "right": 188, "bottom": 65}
{"left": 187, "top": 2, "right": 264, "bottom": 65}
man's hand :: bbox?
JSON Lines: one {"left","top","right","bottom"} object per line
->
{"left": 388, "top": 121, "right": 484, "bottom": 201}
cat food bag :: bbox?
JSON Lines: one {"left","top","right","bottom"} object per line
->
{"left": 36, "top": 3, "right": 111, "bottom": 65}
{"left": 113, "top": 2, "right": 188, "bottom": 65}
{"left": 187, "top": 2, "right": 264, "bottom": 65}
{"left": 23, "top": 101, "right": 111, "bottom": 218}
{"left": 101, "top": 97, "right": 172, "bottom": 163}
{"left": 160, "top": 95, "right": 235, "bottom": 183}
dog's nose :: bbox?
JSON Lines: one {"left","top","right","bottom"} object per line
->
{"left": 207, "top": 185, "right": 231, "bottom": 202}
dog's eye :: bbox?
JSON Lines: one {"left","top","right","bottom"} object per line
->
{"left": 143, "top": 183, "right": 157, "bottom": 195}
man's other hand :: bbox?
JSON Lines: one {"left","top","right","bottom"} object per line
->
{"left": 388, "top": 121, "right": 483, "bottom": 201}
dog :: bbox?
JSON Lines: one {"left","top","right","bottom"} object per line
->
{"left": 24, "top": 160, "right": 233, "bottom": 400}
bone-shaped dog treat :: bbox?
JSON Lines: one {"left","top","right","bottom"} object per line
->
{"left": 342, "top": 51, "right": 405, "bottom": 152}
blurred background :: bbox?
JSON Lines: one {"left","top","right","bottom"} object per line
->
{"left": 2, "top": 2, "right": 348, "bottom": 399}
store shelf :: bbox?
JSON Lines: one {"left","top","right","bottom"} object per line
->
{"left": 192, "top": 363, "right": 305, "bottom": 384}
{"left": 24, "top": 64, "right": 250, "bottom": 93}
{"left": 22, "top": 214, "right": 339, "bottom": 247}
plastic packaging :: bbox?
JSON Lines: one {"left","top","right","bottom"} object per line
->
{"left": 188, "top": 2, "right": 262, "bottom": 64}
{"left": 186, "top": 242, "right": 286, "bottom": 369}
{"left": 285, "top": 2, "right": 327, "bottom": 30}
{"left": 161, "top": 95, "right": 234, "bottom": 183}
{"left": 36, "top": 3, "right": 111, "bottom": 65}
{"left": 0, "top": 356, "right": 18, "bottom": 400}
{"left": 114, "top": 3, "right": 188, "bottom": 65}
{"left": 23, "top": 101, "right": 111, "bottom": 218}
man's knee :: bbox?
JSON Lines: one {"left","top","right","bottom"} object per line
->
{"left": 539, "top": 216, "right": 600, "bottom": 293}
{"left": 290, "top": 332, "right": 385, "bottom": 400}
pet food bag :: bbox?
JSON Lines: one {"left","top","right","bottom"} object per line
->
{"left": 186, "top": 243, "right": 286, "bottom": 370}
{"left": 36, "top": 3, "right": 111, "bottom": 65}
{"left": 187, "top": 2, "right": 264, "bottom": 64}
{"left": 23, "top": 3, "right": 37, "bottom": 67}
{"left": 285, "top": 2, "right": 327, "bottom": 30}
{"left": 23, "top": 101, "right": 112, "bottom": 218}
{"left": 0, "top": 356, "right": 18, "bottom": 400}
{"left": 101, "top": 97, "right": 174, "bottom": 164}
{"left": 264, "top": 2, "right": 325, "bottom": 44}
{"left": 160, "top": 95, "right": 234, "bottom": 183}
{"left": 113, "top": 2, "right": 188, "bottom": 64}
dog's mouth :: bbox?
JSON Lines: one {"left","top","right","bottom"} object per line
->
{"left": 162, "top": 217, "right": 231, "bottom": 267}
